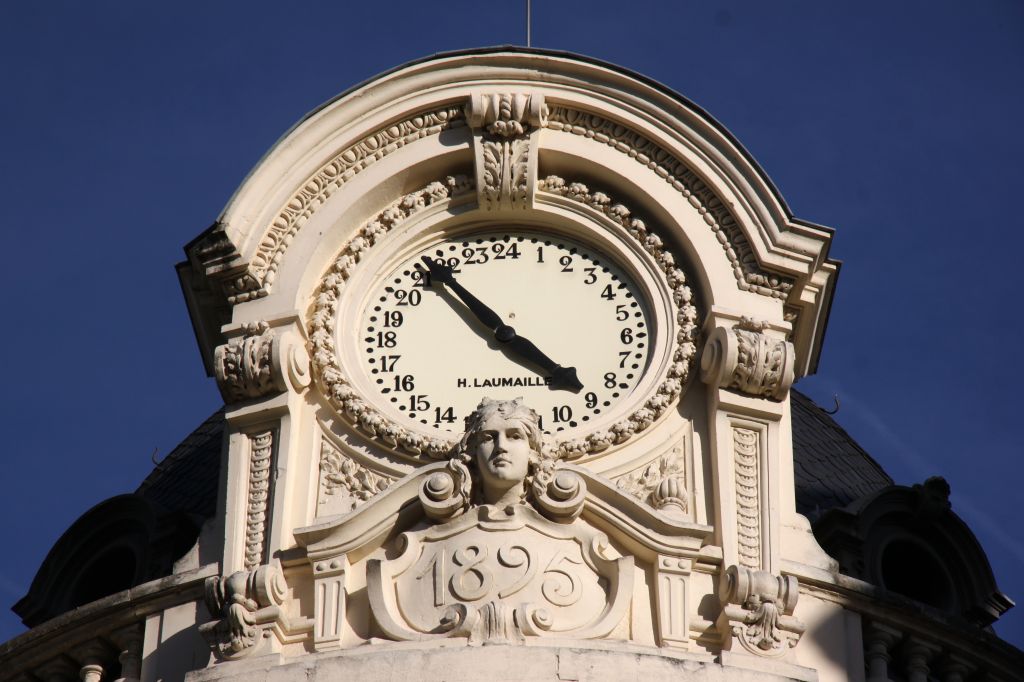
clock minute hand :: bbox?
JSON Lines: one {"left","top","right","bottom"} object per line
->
{"left": 420, "top": 256, "right": 583, "bottom": 393}
{"left": 502, "top": 333, "right": 584, "bottom": 393}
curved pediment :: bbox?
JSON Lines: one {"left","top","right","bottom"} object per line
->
{"left": 181, "top": 48, "right": 837, "bottom": 382}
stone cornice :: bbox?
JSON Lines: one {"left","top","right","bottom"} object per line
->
{"left": 0, "top": 564, "right": 218, "bottom": 676}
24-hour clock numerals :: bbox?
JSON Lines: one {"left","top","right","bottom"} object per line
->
{"left": 358, "top": 231, "right": 652, "bottom": 436}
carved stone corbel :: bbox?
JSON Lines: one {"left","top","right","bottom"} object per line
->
{"left": 718, "top": 565, "right": 805, "bottom": 657}
{"left": 466, "top": 93, "right": 547, "bottom": 211}
{"left": 700, "top": 318, "right": 794, "bottom": 400}
{"left": 214, "top": 322, "right": 311, "bottom": 402}
{"left": 200, "top": 564, "right": 293, "bottom": 660}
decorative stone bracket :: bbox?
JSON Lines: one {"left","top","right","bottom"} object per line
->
{"left": 700, "top": 318, "right": 794, "bottom": 400}
{"left": 200, "top": 564, "right": 311, "bottom": 660}
{"left": 466, "top": 92, "right": 547, "bottom": 211}
{"left": 718, "top": 565, "right": 805, "bottom": 657}
{"left": 214, "top": 321, "right": 311, "bottom": 403}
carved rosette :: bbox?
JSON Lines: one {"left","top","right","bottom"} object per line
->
{"left": 200, "top": 564, "right": 290, "bottom": 660}
{"left": 467, "top": 93, "right": 547, "bottom": 212}
{"left": 318, "top": 441, "right": 394, "bottom": 515}
{"left": 700, "top": 319, "right": 795, "bottom": 400}
{"left": 719, "top": 565, "right": 805, "bottom": 657}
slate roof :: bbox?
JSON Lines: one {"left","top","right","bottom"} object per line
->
{"left": 127, "top": 392, "right": 892, "bottom": 525}
{"left": 135, "top": 408, "right": 224, "bottom": 519}
{"left": 790, "top": 390, "right": 893, "bottom": 520}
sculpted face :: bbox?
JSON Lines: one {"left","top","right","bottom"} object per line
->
{"left": 472, "top": 413, "right": 533, "bottom": 491}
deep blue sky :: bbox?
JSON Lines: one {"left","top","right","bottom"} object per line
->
{"left": 1, "top": 1, "right": 1021, "bottom": 647}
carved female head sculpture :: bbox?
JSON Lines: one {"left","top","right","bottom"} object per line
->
{"left": 455, "top": 398, "right": 545, "bottom": 506}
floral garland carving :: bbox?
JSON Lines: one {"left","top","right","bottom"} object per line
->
{"left": 319, "top": 442, "right": 393, "bottom": 511}
{"left": 228, "top": 106, "right": 466, "bottom": 302}
{"left": 539, "top": 176, "right": 697, "bottom": 459}
{"left": 545, "top": 107, "right": 792, "bottom": 300}
{"left": 308, "top": 175, "right": 697, "bottom": 460}
{"left": 309, "top": 177, "right": 473, "bottom": 459}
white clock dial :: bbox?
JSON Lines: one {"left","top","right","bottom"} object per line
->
{"left": 356, "top": 230, "right": 653, "bottom": 436}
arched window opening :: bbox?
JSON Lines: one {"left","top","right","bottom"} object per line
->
{"left": 879, "top": 539, "right": 955, "bottom": 612}
{"left": 70, "top": 545, "right": 138, "bottom": 608}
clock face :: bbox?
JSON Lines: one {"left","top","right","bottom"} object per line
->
{"left": 354, "top": 229, "right": 653, "bottom": 437}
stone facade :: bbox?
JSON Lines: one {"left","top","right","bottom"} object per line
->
{"left": 1, "top": 49, "right": 1019, "bottom": 682}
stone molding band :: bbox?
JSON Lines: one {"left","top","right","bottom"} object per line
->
{"left": 196, "top": 95, "right": 792, "bottom": 306}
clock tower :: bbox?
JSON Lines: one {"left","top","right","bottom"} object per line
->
{"left": 175, "top": 48, "right": 842, "bottom": 679}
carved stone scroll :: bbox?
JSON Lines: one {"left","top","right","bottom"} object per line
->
{"left": 244, "top": 430, "right": 274, "bottom": 570}
{"left": 719, "top": 565, "right": 805, "bottom": 657}
{"left": 367, "top": 504, "right": 632, "bottom": 645}
{"left": 467, "top": 93, "right": 547, "bottom": 211}
{"left": 201, "top": 564, "right": 290, "bottom": 660}
{"left": 700, "top": 319, "right": 795, "bottom": 400}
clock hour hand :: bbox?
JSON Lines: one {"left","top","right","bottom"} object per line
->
{"left": 420, "top": 256, "right": 583, "bottom": 393}
{"left": 420, "top": 256, "right": 504, "bottom": 330}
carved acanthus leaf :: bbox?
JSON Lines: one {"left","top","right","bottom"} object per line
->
{"left": 700, "top": 323, "right": 795, "bottom": 400}
{"left": 468, "top": 94, "right": 543, "bottom": 212}
{"left": 319, "top": 442, "right": 394, "bottom": 512}
{"left": 719, "top": 565, "right": 805, "bottom": 657}
{"left": 214, "top": 321, "right": 282, "bottom": 402}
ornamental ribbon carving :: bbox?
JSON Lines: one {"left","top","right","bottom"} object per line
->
{"left": 700, "top": 319, "right": 795, "bottom": 400}
{"left": 366, "top": 504, "right": 632, "bottom": 645}
{"left": 719, "top": 565, "right": 805, "bottom": 657}
{"left": 467, "top": 93, "right": 547, "bottom": 211}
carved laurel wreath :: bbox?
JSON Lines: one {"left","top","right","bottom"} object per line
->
{"left": 308, "top": 175, "right": 698, "bottom": 460}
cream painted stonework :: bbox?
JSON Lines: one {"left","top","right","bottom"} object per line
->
{"left": 176, "top": 49, "right": 843, "bottom": 680}
{"left": 6, "top": 49, "right": 1019, "bottom": 682}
